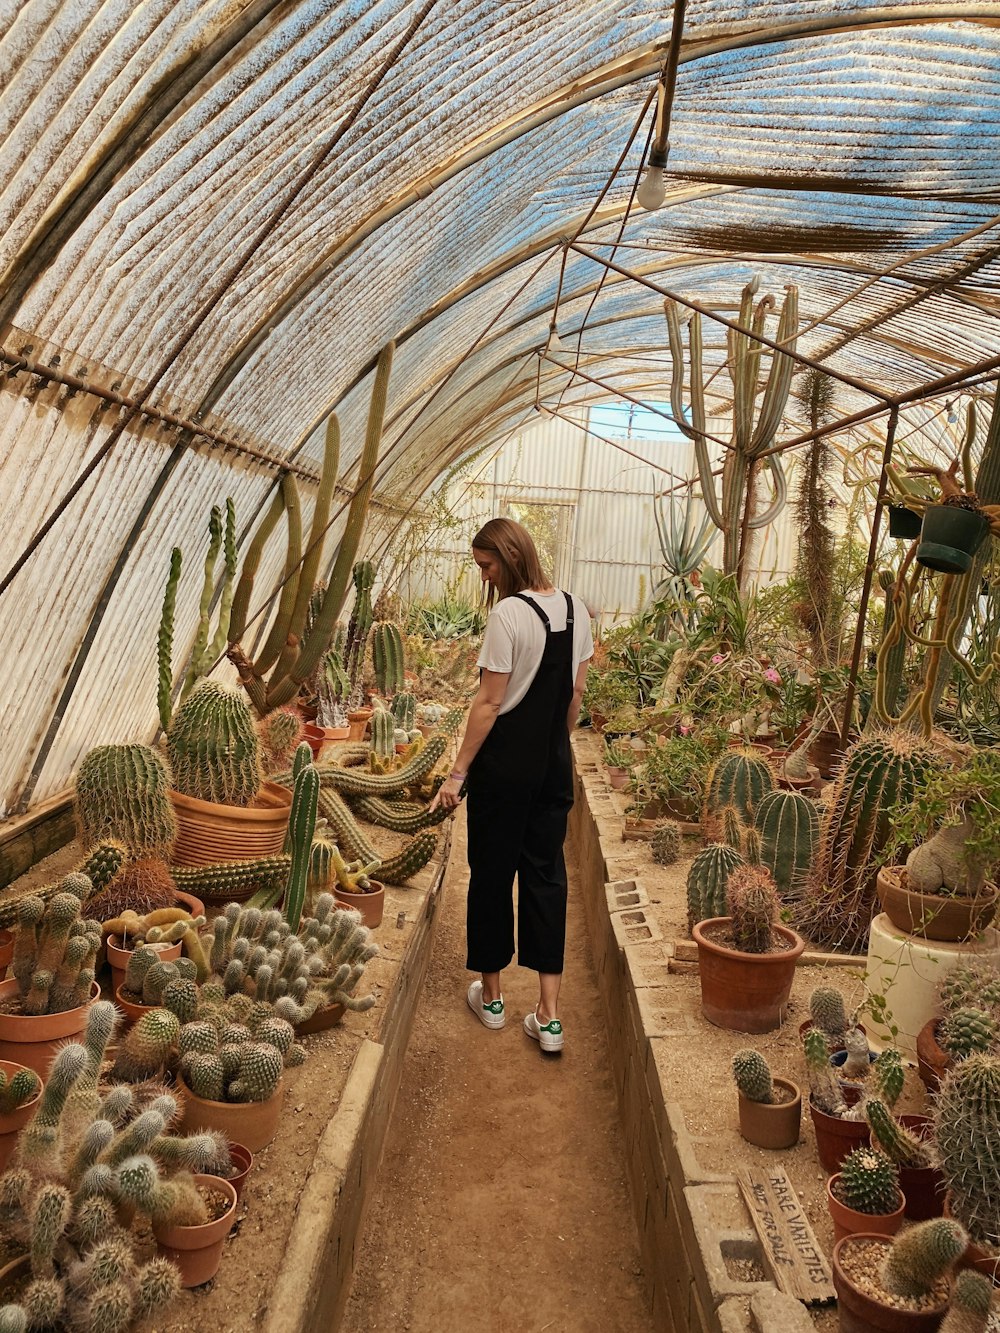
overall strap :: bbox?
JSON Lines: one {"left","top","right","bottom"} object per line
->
{"left": 513, "top": 592, "right": 551, "bottom": 630}
{"left": 563, "top": 591, "right": 574, "bottom": 627}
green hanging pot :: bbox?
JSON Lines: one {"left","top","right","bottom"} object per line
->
{"left": 887, "top": 505, "right": 922, "bottom": 540}
{"left": 916, "top": 506, "right": 990, "bottom": 574}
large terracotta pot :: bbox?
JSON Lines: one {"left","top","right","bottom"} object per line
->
{"left": 916, "top": 1018, "right": 951, "bottom": 1095}
{"left": 169, "top": 783, "right": 292, "bottom": 867}
{"left": 832, "top": 1234, "right": 949, "bottom": 1332}
{"left": 692, "top": 918, "right": 805, "bottom": 1033}
{"left": 809, "top": 1098, "right": 871, "bottom": 1175}
{"left": 332, "top": 881, "right": 385, "bottom": 929}
{"left": 0, "top": 979, "right": 100, "bottom": 1078}
{"left": 736, "top": 1078, "right": 801, "bottom": 1149}
{"left": 153, "top": 1174, "right": 237, "bottom": 1288}
{"left": 0, "top": 1059, "right": 42, "bottom": 1171}
{"left": 877, "top": 866, "right": 998, "bottom": 942}
{"left": 826, "top": 1174, "right": 905, "bottom": 1245}
{"left": 176, "top": 1072, "right": 284, "bottom": 1152}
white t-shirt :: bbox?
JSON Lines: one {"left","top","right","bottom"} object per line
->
{"left": 477, "top": 590, "right": 595, "bottom": 715}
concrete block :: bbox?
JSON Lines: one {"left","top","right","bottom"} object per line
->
{"left": 684, "top": 1184, "right": 771, "bottom": 1312}
{"left": 606, "top": 879, "right": 649, "bottom": 912}
{"left": 623, "top": 938, "right": 672, "bottom": 989}
{"left": 750, "top": 1289, "right": 816, "bottom": 1332}
{"left": 716, "top": 1298, "right": 755, "bottom": 1333}
{"left": 611, "top": 906, "right": 663, "bottom": 948}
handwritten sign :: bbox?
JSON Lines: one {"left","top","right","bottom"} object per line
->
{"left": 737, "top": 1166, "right": 835, "bottom": 1305}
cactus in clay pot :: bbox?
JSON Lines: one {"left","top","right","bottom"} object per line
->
{"left": 167, "top": 679, "right": 263, "bottom": 808}
{"left": 808, "top": 987, "right": 848, "bottom": 1042}
{"left": 731, "top": 1050, "right": 774, "bottom": 1104}
{"left": 940, "top": 1270, "right": 994, "bottom": 1333}
{"left": 12, "top": 888, "right": 100, "bottom": 1016}
{"left": 933, "top": 1054, "right": 1000, "bottom": 1249}
{"left": 879, "top": 1218, "right": 968, "bottom": 1300}
{"left": 836, "top": 1146, "right": 901, "bottom": 1215}
{"left": 939, "top": 1006, "right": 998, "bottom": 1060}
{"left": 803, "top": 1028, "right": 847, "bottom": 1117}
{"left": 73, "top": 744, "right": 177, "bottom": 859}
{"left": 0, "top": 1068, "right": 40, "bottom": 1116}
{"left": 865, "top": 1099, "right": 931, "bottom": 1168}
{"left": 726, "top": 865, "right": 780, "bottom": 953}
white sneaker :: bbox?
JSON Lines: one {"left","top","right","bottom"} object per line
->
{"left": 467, "top": 980, "right": 505, "bottom": 1030}
{"left": 523, "top": 1009, "right": 564, "bottom": 1053}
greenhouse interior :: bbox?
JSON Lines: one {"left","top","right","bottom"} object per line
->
{"left": 2, "top": 2, "right": 1000, "bottom": 1330}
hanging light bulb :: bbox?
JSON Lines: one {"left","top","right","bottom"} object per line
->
{"left": 546, "top": 321, "right": 565, "bottom": 354}
{"left": 637, "top": 143, "right": 669, "bottom": 212}
{"left": 946, "top": 400, "right": 958, "bottom": 424}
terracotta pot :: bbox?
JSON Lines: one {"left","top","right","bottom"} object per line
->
{"left": 876, "top": 866, "right": 998, "bottom": 942}
{"left": 736, "top": 1078, "right": 801, "bottom": 1149}
{"left": 0, "top": 1059, "right": 42, "bottom": 1172}
{"left": 295, "top": 1001, "right": 346, "bottom": 1036}
{"left": 916, "top": 1018, "right": 951, "bottom": 1095}
{"left": 809, "top": 1097, "right": 871, "bottom": 1175}
{"left": 174, "top": 889, "right": 206, "bottom": 920}
{"left": 827, "top": 1174, "right": 905, "bottom": 1244}
{"left": 302, "top": 722, "right": 351, "bottom": 762}
{"left": 691, "top": 918, "right": 805, "bottom": 1033}
{"left": 170, "top": 783, "right": 292, "bottom": 867}
{"left": 778, "top": 768, "right": 819, "bottom": 793}
{"left": 809, "top": 729, "right": 850, "bottom": 779}
{"left": 895, "top": 1116, "right": 946, "bottom": 1222}
{"left": 107, "top": 935, "right": 182, "bottom": 998}
{"left": 347, "top": 708, "right": 373, "bottom": 742}
{"left": 216, "top": 1141, "right": 254, "bottom": 1204}
{"left": 0, "top": 931, "right": 13, "bottom": 984}
{"left": 0, "top": 978, "right": 100, "bottom": 1078}
{"left": 114, "top": 983, "right": 159, "bottom": 1030}
{"left": 333, "top": 881, "right": 384, "bottom": 929}
{"left": 832, "top": 1234, "right": 949, "bottom": 1331}
{"left": 152, "top": 1174, "right": 238, "bottom": 1288}
{"left": 176, "top": 1072, "right": 284, "bottom": 1153}
{"left": 606, "top": 766, "right": 629, "bottom": 791}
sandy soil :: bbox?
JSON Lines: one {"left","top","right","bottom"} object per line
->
{"left": 342, "top": 811, "right": 655, "bottom": 1333}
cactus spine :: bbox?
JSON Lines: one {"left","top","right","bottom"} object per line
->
{"left": 372, "top": 621, "right": 405, "bottom": 695}
{"left": 167, "top": 679, "right": 263, "bottom": 807}
{"left": 726, "top": 865, "right": 780, "bottom": 953}
{"left": 752, "top": 789, "right": 818, "bottom": 899}
{"left": 687, "top": 843, "right": 744, "bottom": 933}
{"left": 933, "top": 1054, "right": 1000, "bottom": 1248}
{"left": 74, "top": 745, "right": 177, "bottom": 859}
{"left": 797, "top": 733, "right": 937, "bottom": 951}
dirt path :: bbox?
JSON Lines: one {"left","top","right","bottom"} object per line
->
{"left": 342, "top": 810, "right": 654, "bottom": 1333}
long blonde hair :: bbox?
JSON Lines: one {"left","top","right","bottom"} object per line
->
{"left": 472, "top": 517, "right": 550, "bottom": 606}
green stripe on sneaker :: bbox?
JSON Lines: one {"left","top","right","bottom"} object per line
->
{"left": 541, "top": 1019, "right": 562, "bottom": 1034}
{"left": 484, "top": 1000, "right": 504, "bottom": 1014}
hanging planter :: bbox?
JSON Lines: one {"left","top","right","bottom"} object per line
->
{"left": 916, "top": 505, "right": 990, "bottom": 575}
{"left": 887, "top": 505, "right": 923, "bottom": 541}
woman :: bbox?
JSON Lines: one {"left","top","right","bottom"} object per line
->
{"left": 430, "top": 518, "right": 593, "bottom": 1053}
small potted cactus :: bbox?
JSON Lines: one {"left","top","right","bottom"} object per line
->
{"left": 731, "top": 1049, "right": 800, "bottom": 1149}
{"left": 803, "top": 1027, "right": 872, "bottom": 1174}
{"left": 933, "top": 1053, "right": 1000, "bottom": 1275}
{"left": 691, "top": 865, "right": 805, "bottom": 1032}
{"left": 0, "top": 1060, "right": 42, "bottom": 1170}
{"left": 832, "top": 1217, "right": 968, "bottom": 1331}
{"left": 0, "top": 878, "right": 102, "bottom": 1076}
{"left": 330, "top": 844, "right": 385, "bottom": 928}
{"left": 826, "top": 1146, "right": 905, "bottom": 1242}
{"left": 865, "top": 1097, "right": 946, "bottom": 1222}
{"left": 918, "top": 960, "right": 1000, "bottom": 1092}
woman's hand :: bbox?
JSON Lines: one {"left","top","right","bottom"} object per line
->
{"left": 429, "top": 773, "right": 465, "bottom": 812}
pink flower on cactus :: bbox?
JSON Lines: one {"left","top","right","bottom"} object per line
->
{"left": 762, "top": 667, "right": 781, "bottom": 684}
{"left": 678, "top": 724, "right": 692, "bottom": 736}
{"left": 711, "top": 653, "right": 726, "bottom": 665}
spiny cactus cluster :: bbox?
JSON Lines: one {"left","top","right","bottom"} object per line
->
{"left": 167, "top": 679, "right": 263, "bottom": 808}
{"left": 940, "top": 961, "right": 1000, "bottom": 1015}
{"left": 939, "top": 1006, "right": 998, "bottom": 1060}
{"left": 934, "top": 1054, "right": 1000, "bottom": 1248}
{"left": 731, "top": 1050, "right": 774, "bottom": 1104}
{"left": 13, "top": 881, "right": 101, "bottom": 1016}
{"left": 74, "top": 744, "right": 177, "bottom": 859}
{"left": 940, "top": 1270, "right": 994, "bottom": 1333}
{"left": 687, "top": 843, "right": 743, "bottom": 933}
{"left": 870, "top": 1047, "right": 905, "bottom": 1109}
{"left": 179, "top": 1012, "right": 292, "bottom": 1106}
{"left": 836, "top": 1146, "right": 901, "bottom": 1215}
{"left": 651, "top": 823, "right": 681, "bottom": 866}
{"left": 83, "top": 854, "right": 177, "bottom": 926}
{"left": 879, "top": 1218, "right": 968, "bottom": 1301}
{"left": 119, "top": 946, "right": 198, "bottom": 1007}
{"left": 0, "top": 1003, "right": 237, "bottom": 1330}
{"left": 726, "top": 865, "right": 780, "bottom": 953}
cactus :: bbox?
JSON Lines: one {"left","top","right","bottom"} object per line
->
{"left": 752, "top": 790, "right": 818, "bottom": 900}
{"left": 651, "top": 823, "right": 681, "bottom": 866}
{"left": 111, "top": 1010, "right": 180, "bottom": 1083}
{"left": 390, "top": 692, "right": 415, "bottom": 732}
{"left": 808, "top": 987, "right": 848, "bottom": 1041}
{"left": 934, "top": 1054, "right": 1000, "bottom": 1248}
{"left": 720, "top": 805, "right": 744, "bottom": 852}
{"left": 283, "top": 762, "right": 320, "bottom": 933}
{"left": 726, "top": 865, "right": 780, "bottom": 953}
{"left": 0, "top": 1068, "right": 39, "bottom": 1116}
{"left": 687, "top": 843, "right": 744, "bottom": 933}
{"left": 156, "top": 546, "right": 182, "bottom": 732}
{"left": 940, "top": 1270, "right": 994, "bottom": 1333}
{"left": 797, "top": 732, "right": 937, "bottom": 951}
{"left": 311, "top": 725, "right": 453, "bottom": 797}
{"left": 14, "top": 890, "right": 98, "bottom": 1016}
{"left": 940, "top": 962, "right": 1000, "bottom": 1014}
{"left": 880, "top": 1218, "right": 967, "bottom": 1300}
{"left": 369, "top": 708, "right": 395, "bottom": 761}
{"left": 345, "top": 560, "right": 376, "bottom": 689}
{"left": 141, "top": 961, "right": 179, "bottom": 1007}
{"left": 83, "top": 855, "right": 176, "bottom": 924}
{"left": 731, "top": 1049, "right": 773, "bottom": 1104}
{"left": 837, "top": 1147, "right": 901, "bottom": 1215}
{"left": 352, "top": 795, "right": 450, "bottom": 835}
{"left": 78, "top": 841, "right": 127, "bottom": 895}
{"left": 28, "top": 1181, "right": 72, "bottom": 1276}
{"left": 703, "top": 750, "right": 774, "bottom": 829}
{"left": 865, "top": 1099, "right": 931, "bottom": 1168}
{"left": 871, "top": 1047, "right": 905, "bottom": 1109}
{"left": 372, "top": 621, "right": 405, "bottom": 695}
{"left": 939, "top": 1006, "right": 998, "bottom": 1060}
{"left": 167, "top": 679, "right": 263, "bottom": 808}
{"left": 257, "top": 708, "right": 304, "bottom": 776}
{"left": 16, "top": 1043, "right": 88, "bottom": 1178}
{"left": 840, "top": 1027, "right": 872, "bottom": 1082}
{"left": 74, "top": 745, "right": 177, "bottom": 859}
{"left": 803, "top": 1028, "right": 847, "bottom": 1117}
{"left": 229, "top": 1043, "right": 284, "bottom": 1104}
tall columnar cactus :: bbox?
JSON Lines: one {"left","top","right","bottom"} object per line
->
{"left": 283, "top": 762, "right": 320, "bottom": 933}
{"left": 369, "top": 708, "right": 395, "bottom": 761}
{"left": 837, "top": 1147, "right": 901, "bottom": 1215}
{"left": 167, "top": 679, "right": 263, "bottom": 808}
{"left": 880, "top": 1218, "right": 968, "bottom": 1300}
{"left": 871, "top": 1047, "right": 905, "bottom": 1109}
{"left": 665, "top": 280, "right": 798, "bottom": 585}
{"left": 74, "top": 745, "right": 177, "bottom": 859}
{"left": 687, "top": 843, "right": 744, "bottom": 933}
{"left": 345, "top": 560, "right": 376, "bottom": 691}
{"left": 183, "top": 498, "right": 238, "bottom": 700}
{"left": 752, "top": 789, "right": 818, "bottom": 900}
{"left": 796, "top": 733, "right": 938, "bottom": 952}
{"left": 933, "top": 1054, "right": 1000, "bottom": 1248}
{"left": 157, "top": 547, "right": 182, "bottom": 733}
{"left": 731, "top": 1050, "right": 773, "bottom": 1104}
{"left": 726, "top": 865, "right": 780, "bottom": 953}
{"left": 390, "top": 692, "right": 416, "bottom": 733}
{"left": 372, "top": 621, "right": 405, "bottom": 696}
{"left": 703, "top": 750, "right": 774, "bottom": 828}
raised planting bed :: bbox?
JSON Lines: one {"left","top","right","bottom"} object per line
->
{"left": 568, "top": 731, "right": 967, "bottom": 1333}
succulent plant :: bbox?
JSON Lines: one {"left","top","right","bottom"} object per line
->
{"left": 939, "top": 1006, "right": 998, "bottom": 1060}
{"left": 753, "top": 789, "right": 819, "bottom": 899}
{"left": 802, "top": 1028, "right": 846, "bottom": 1117}
{"left": 880, "top": 1218, "right": 968, "bottom": 1300}
{"left": 934, "top": 1054, "right": 1000, "bottom": 1248}
{"left": 940, "top": 1270, "right": 994, "bottom": 1333}
{"left": 865, "top": 1099, "right": 931, "bottom": 1168}
{"left": 808, "top": 987, "right": 848, "bottom": 1041}
{"left": 651, "top": 823, "right": 681, "bottom": 866}
{"left": 12, "top": 887, "right": 100, "bottom": 1016}
{"left": 836, "top": 1147, "right": 901, "bottom": 1215}
{"left": 870, "top": 1047, "right": 905, "bottom": 1109}
{"left": 703, "top": 750, "right": 774, "bottom": 830}
{"left": 686, "top": 843, "right": 744, "bottom": 933}
{"left": 0, "top": 1067, "right": 40, "bottom": 1117}
{"left": 167, "top": 679, "right": 263, "bottom": 808}
{"left": 73, "top": 744, "right": 177, "bottom": 860}
{"left": 726, "top": 865, "right": 781, "bottom": 954}
{"left": 731, "top": 1050, "right": 773, "bottom": 1104}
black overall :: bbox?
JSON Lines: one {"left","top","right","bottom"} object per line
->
{"left": 465, "top": 592, "right": 575, "bottom": 975}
